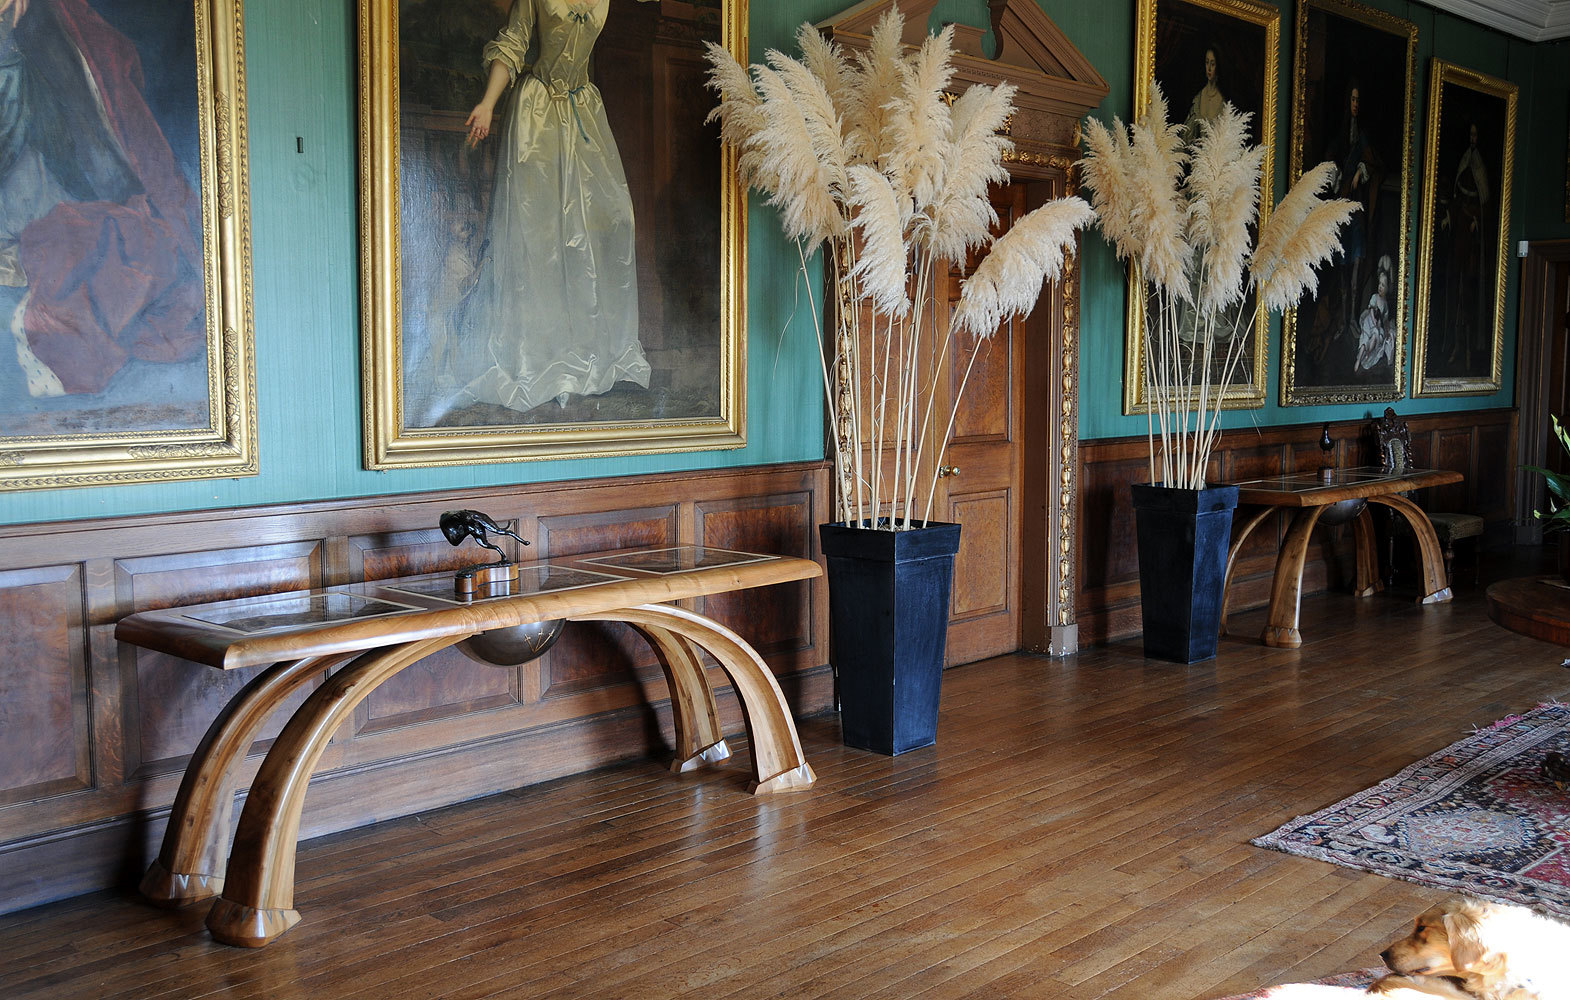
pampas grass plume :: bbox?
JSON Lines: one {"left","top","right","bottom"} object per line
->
{"left": 954, "top": 197, "right": 1095, "bottom": 337}
{"left": 1258, "top": 197, "right": 1359, "bottom": 313}
{"left": 1079, "top": 114, "right": 1139, "bottom": 263}
{"left": 1186, "top": 106, "right": 1263, "bottom": 313}
{"left": 848, "top": 165, "right": 911, "bottom": 317}
{"left": 1251, "top": 161, "right": 1336, "bottom": 287}
{"left": 887, "top": 23, "right": 957, "bottom": 211}
{"left": 1128, "top": 83, "right": 1192, "bottom": 299}
{"left": 842, "top": 10, "right": 905, "bottom": 167}
{"left": 929, "top": 82, "right": 1015, "bottom": 261}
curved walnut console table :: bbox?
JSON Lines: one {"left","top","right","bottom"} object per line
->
{"left": 1221, "top": 467, "right": 1462, "bottom": 648}
{"left": 115, "top": 546, "right": 821, "bottom": 947}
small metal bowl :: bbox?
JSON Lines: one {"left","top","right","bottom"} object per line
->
{"left": 456, "top": 619, "right": 567, "bottom": 666}
{"left": 1317, "top": 497, "right": 1367, "bottom": 526}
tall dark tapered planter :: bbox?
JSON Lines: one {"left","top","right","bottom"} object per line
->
{"left": 819, "top": 520, "right": 962, "bottom": 755}
{"left": 1131, "top": 483, "right": 1239, "bottom": 664}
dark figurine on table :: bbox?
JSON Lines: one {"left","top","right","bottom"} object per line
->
{"left": 439, "top": 509, "right": 529, "bottom": 564}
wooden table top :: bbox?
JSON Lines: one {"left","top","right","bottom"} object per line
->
{"left": 1226, "top": 466, "right": 1462, "bottom": 507}
{"left": 1486, "top": 575, "right": 1570, "bottom": 646}
{"left": 115, "top": 546, "right": 822, "bottom": 671}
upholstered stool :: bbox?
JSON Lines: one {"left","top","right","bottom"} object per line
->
{"left": 1427, "top": 511, "right": 1484, "bottom": 585}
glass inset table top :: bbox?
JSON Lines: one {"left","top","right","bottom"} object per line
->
{"left": 381, "top": 564, "right": 631, "bottom": 604}
{"left": 187, "top": 592, "right": 423, "bottom": 635}
{"left": 579, "top": 546, "right": 775, "bottom": 575}
{"left": 1228, "top": 467, "right": 1417, "bottom": 492}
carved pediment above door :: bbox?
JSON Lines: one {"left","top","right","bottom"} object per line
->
{"left": 818, "top": 0, "right": 1110, "bottom": 163}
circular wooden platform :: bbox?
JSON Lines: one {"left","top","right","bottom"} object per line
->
{"left": 1486, "top": 575, "right": 1570, "bottom": 646}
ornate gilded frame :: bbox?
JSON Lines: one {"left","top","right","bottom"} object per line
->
{"left": 1411, "top": 60, "right": 1516, "bottom": 397}
{"left": 1281, "top": 0, "right": 1416, "bottom": 406}
{"left": 1, "top": 1, "right": 257, "bottom": 491}
{"left": 1125, "top": 0, "right": 1278, "bottom": 414}
{"left": 358, "top": 0, "right": 748, "bottom": 469}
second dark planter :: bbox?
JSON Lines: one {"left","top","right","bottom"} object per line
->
{"left": 1131, "top": 483, "right": 1239, "bottom": 664}
{"left": 820, "top": 520, "right": 961, "bottom": 755}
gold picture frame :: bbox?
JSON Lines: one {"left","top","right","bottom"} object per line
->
{"left": 359, "top": 0, "right": 749, "bottom": 470}
{"left": 1412, "top": 60, "right": 1516, "bottom": 397}
{"left": 1125, "top": 0, "right": 1279, "bottom": 414}
{"left": 1281, "top": 0, "right": 1417, "bottom": 406}
{"left": 0, "top": 0, "right": 257, "bottom": 491}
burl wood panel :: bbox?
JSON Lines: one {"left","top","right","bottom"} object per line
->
{"left": 1078, "top": 409, "right": 1516, "bottom": 646}
{"left": 951, "top": 311, "right": 1014, "bottom": 445}
{"left": 537, "top": 509, "right": 678, "bottom": 697}
{"left": 116, "top": 543, "right": 323, "bottom": 778}
{"left": 949, "top": 491, "right": 1010, "bottom": 619}
{"left": 351, "top": 527, "right": 519, "bottom": 734}
{"left": 696, "top": 494, "right": 816, "bottom": 657}
{"left": 0, "top": 566, "right": 89, "bottom": 805}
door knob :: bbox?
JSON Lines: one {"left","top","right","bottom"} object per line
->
{"left": 938, "top": 465, "right": 960, "bottom": 478}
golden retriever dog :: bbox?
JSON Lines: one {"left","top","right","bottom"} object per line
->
{"left": 1373, "top": 897, "right": 1570, "bottom": 1000}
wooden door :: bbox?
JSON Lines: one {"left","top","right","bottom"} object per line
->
{"left": 931, "top": 184, "right": 1028, "bottom": 665}
{"left": 1514, "top": 240, "right": 1570, "bottom": 542}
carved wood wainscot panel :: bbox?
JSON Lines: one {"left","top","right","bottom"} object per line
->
{"left": 1077, "top": 410, "right": 1516, "bottom": 646}
{"left": 0, "top": 462, "right": 830, "bottom": 915}
{"left": 0, "top": 566, "right": 90, "bottom": 807}
{"left": 351, "top": 526, "right": 521, "bottom": 735}
{"left": 114, "top": 543, "right": 324, "bottom": 780}
{"left": 537, "top": 508, "right": 679, "bottom": 699}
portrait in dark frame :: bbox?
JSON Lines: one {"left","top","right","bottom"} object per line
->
{"left": 1412, "top": 60, "right": 1516, "bottom": 397}
{"left": 362, "top": 0, "right": 746, "bottom": 469}
{"left": 1282, "top": 0, "right": 1416, "bottom": 406}
{"left": 0, "top": 0, "right": 257, "bottom": 491}
{"left": 1126, "top": 0, "right": 1278, "bottom": 414}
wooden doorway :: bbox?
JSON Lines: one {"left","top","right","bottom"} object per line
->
{"left": 933, "top": 183, "right": 1029, "bottom": 666}
{"left": 819, "top": 0, "right": 1109, "bottom": 659}
{"left": 1514, "top": 240, "right": 1570, "bottom": 543}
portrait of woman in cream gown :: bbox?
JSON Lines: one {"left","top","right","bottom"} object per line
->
{"left": 412, "top": 0, "right": 656, "bottom": 425}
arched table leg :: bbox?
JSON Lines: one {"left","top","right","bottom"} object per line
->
{"left": 141, "top": 653, "right": 355, "bottom": 907}
{"left": 1368, "top": 494, "right": 1453, "bottom": 604}
{"left": 1353, "top": 506, "right": 1384, "bottom": 598}
{"left": 1220, "top": 506, "right": 1276, "bottom": 635}
{"left": 573, "top": 604, "right": 815, "bottom": 795}
{"left": 1262, "top": 507, "right": 1327, "bottom": 648}
{"left": 206, "top": 635, "right": 470, "bottom": 947}
{"left": 633, "top": 625, "right": 730, "bottom": 772}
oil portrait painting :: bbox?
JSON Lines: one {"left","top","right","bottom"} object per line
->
{"left": 0, "top": 0, "right": 255, "bottom": 490}
{"left": 1281, "top": 0, "right": 1415, "bottom": 405}
{"left": 1412, "top": 60, "right": 1515, "bottom": 397}
{"left": 1127, "top": 0, "right": 1278, "bottom": 413}
{"left": 361, "top": 0, "right": 747, "bottom": 468}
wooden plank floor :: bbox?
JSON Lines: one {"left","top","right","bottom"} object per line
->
{"left": 5, "top": 560, "right": 1570, "bottom": 999}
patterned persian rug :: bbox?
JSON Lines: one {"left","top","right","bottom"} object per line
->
{"left": 1212, "top": 967, "right": 1381, "bottom": 999}
{"left": 1253, "top": 703, "right": 1570, "bottom": 917}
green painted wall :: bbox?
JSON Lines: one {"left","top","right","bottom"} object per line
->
{"left": 2, "top": 0, "right": 1565, "bottom": 526}
{"left": 0, "top": 0, "right": 837, "bottom": 527}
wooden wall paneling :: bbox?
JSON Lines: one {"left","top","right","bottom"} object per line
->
{"left": 0, "top": 462, "right": 832, "bottom": 916}
{"left": 1474, "top": 418, "right": 1513, "bottom": 517}
{"left": 537, "top": 507, "right": 679, "bottom": 699}
{"left": 694, "top": 491, "right": 818, "bottom": 660}
{"left": 0, "top": 566, "right": 90, "bottom": 806}
{"left": 349, "top": 526, "right": 523, "bottom": 736}
{"left": 113, "top": 543, "right": 324, "bottom": 780}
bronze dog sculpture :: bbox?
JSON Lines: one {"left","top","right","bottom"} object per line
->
{"left": 439, "top": 509, "right": 529, "bottom": 563}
